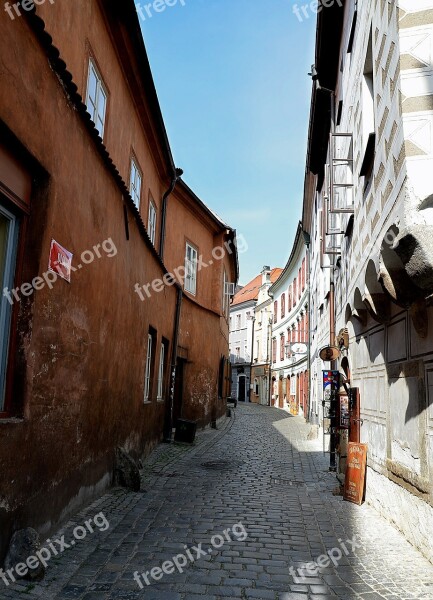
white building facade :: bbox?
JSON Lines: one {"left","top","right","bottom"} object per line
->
{"left": 269, "top": 225, "right": 309, "bottom": 416}
{"left": 229, "top": 297, "right": 256, "bottom": 402}
{"left": 303, "top": 0, "right": 433, "bottom": 560}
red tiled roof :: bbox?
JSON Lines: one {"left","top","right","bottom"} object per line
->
{"left": 232, "top": 268, "right": 282, "bottom": 306}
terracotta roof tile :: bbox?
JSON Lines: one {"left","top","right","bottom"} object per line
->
{"left": 232, "top": 268, "right": 282, "bottom": 306}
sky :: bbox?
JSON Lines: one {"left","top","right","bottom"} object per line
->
{"left": 139, "top": 0, "right": 316, "bottom": 285}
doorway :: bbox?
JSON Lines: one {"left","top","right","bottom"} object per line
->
{"left": 173, "top": 358, "right": 186, "bottom": 426}
{"left": 238, "top": 375, "right": 246, "bottom": 402}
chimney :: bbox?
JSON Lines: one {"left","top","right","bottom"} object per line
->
{"left": 261, "top": 265, "right": 271, "bottom": 286}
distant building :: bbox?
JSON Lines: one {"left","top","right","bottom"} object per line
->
{"left": 250, "top": 267, "right": 283, "bottom": 405}
{"left": 269, "top": 224, "right": 308, "bottom": 415}
{"left": 229, "top": 269, "right": 281, "bottom": 402}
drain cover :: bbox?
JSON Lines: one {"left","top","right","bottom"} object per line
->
{"left": 271, "top": 477, "right": 305, "bottom": 487}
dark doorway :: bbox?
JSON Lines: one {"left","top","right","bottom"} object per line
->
{"left": 238, "top": 376, "right": 246, "bottom": 402}
{"left": 173, "top": 358, "right": 186, "bottom": 425}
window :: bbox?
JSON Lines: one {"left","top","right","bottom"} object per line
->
{"left": 235, "top": 347, "right": 240, "bottom": 358}
{"left": 148, "top": 200, "right": 157, "bottom": 245}
{"left": 298, "top": 268, "right": 302, "bottom": 299}
{"left": 288, "top": 285, "right": 292, "bottom": 311}
{"left": 290, "top": 375, "right": 297, "bottom": 396}
{"left": 361, "top": 29, "right": 375, "bottom": 189}
{"left": 273, "top": 301, "right": 278, "bottom": 324}
{"left": 130, "top": 158, "right": 142, "bottom": 209}
{"left": 272, "top": 339, "right": 277, "bottom": 364}
{"left": 347, "top": 3, "right": 358, "bottom": 54}
{"left": 280, "top": 335, "right": 285, "bottom": 361}
{"left": 293, "top": 279, "right": 297, "bottom": 306}
{"left": 256, "top": 339, "right": 259, "bottom": 361}
{"left": 185, "top": 243, "right": 198, "bottom": 295}
{"left": 85, "top": 58, "right": 107, "bottom": 139}
{"left": 236, "top": 314, "right": 241, "bottom": 329}
{"left": 281, "top": 293, "right": 286, "bottom": 318}
{"left": 0, "top": 203, "right": 19, "bottom": 412}
{"left": 302, "top": 259, "right": 306, "bottom": 291}
{"left": 157, "top": 342, "right": 166, "bottom": 401}
{"left": 144, "top": 333, "right": 153, "bottom": 402}
{"left": 229, "top": 317, "right": 232, "bottom": 331}
{"left": 254, "top": 378, "right": 259, "bottom": 395}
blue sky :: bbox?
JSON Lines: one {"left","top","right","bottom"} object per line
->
{"left": 139, "top": 0, "right": 316, "bottom": 285}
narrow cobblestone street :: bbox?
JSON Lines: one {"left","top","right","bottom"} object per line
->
{"left": 5, "top": 403, "right": 433, "bottom": 600}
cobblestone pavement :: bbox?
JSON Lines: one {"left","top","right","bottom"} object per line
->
{"left": 4, "top": 403, "right": 433, "bottom": 600}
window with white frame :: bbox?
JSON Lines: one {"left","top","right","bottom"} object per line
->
{"left": 236, "top": 314, "right": 241, "bottom": 329}
{"left": 86, "top": 58, "right": 107, "bottom": 139}
{"left": 157, "top": 343, "right": 165, "bottom": 401}
{"left": 130, "top": 158, "right": 142, "bottom": 209}
{"left": 185, "top": 242, "right": 198, "bottom": 294}
{"left": 148, "top": 200, "right": 157, "bottom": 245}
{"left": 290, "top": 375, "right": 297, "bottom": 396}
{"left": 144, "top": 333, "right": 153, "bottom": 402}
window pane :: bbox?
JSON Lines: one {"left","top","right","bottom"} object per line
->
{"left": 0, "top": 214, "right": 10, "bottom": 288}
{"left": 98, "top": 87, "right": 107, "bottom": 122}
{"left": 0, "top": 207, "right": 19, "bottom": 411}
{"left": 88, "top": 67, "right": 98, "bottom": 105}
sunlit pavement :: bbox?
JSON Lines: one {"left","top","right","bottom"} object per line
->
{"left": 5, "top": 403, "right": 433, "bottom": 600}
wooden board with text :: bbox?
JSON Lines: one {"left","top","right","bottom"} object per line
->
{"left": 344, "top": 442, "right": 367, "bottom": 505}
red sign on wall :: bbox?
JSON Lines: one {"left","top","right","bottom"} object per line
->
{"left": 48, "top": 239, "right": 73, "bottom": 283}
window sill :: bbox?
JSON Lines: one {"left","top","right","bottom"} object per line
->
{"left": 184, "top": 288, "right": 197, "bottom": 298}
{"left": 143, "top": 400, "right": 152, "bottom": 405}
{"left": 157, "top": 398, "right": 165, "bottom": 403}
{"left": 0, "top": 417, "right": 24, "bottom": 424}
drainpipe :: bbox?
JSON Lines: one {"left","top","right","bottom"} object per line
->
{"left": 164, "top": 285, "right": 183, "bottom": 442}
{"left": 159, "top": 168, "right": 184, "bottom": 261}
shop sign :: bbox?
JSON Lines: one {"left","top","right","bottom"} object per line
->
{"left": 319, "top": 345, "right": 341, "bottom": 361}
{"left": 344, "top": 442, "right": 368, "bottom": 505}
{"left": 339, "top": 394, "right": 349, "bottom": 429}
{"left": 48, "top": 239, "right": 73, "bottom": 283}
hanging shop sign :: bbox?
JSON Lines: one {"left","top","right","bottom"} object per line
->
{"left": 336, "top": 328, "right": 349, "bottom": 349}
{"left": 291, "top": 343, "right": 308, "bottom": 355}
{"left": 48, "top": 239, "right": 73, "bottom": 283}
{"left": 344, "top": 442, "right": 368, "bottom": 505}
{"left": 319, "top": 345, "right": 341, "bottom": 361}
{"left": 322, "top": 370, "right": 340, "bottom": 392}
